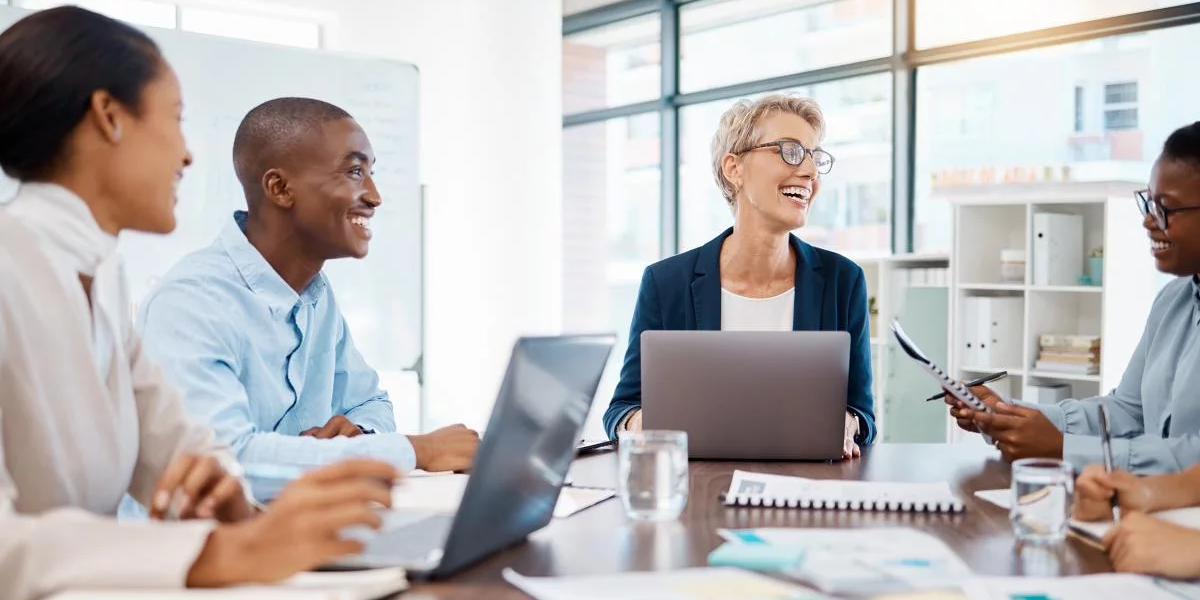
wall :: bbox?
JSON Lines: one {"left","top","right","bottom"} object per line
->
{"left": 326, "top": 0, "right": 566, "bottom": 431}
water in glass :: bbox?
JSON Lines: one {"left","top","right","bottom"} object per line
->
{"left": 1010, "top": 458, "right": 1074, "bottom": 544}
{"left": 618, "top": 430, "right": 688, "bottom": 521}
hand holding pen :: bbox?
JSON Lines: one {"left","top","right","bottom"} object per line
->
{"left": 1100, "top": 404, "right": 1120, "bottom": 523}
{"left": 925, "top": 371, "right": 1007, "bottom": 402}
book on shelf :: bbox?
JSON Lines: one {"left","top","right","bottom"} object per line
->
{"left": 1036, "top": 333, "right": 1100, "bottom": 375}
{"left": 1038, "top": 334, "right": 1100, "bottom": 350}
{"left": 1034, "top": 360, "right": 1099, "bottom": 375}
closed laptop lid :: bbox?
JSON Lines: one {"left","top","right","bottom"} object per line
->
{"left": 640, "top": 331, "right": 849, "bottom": 461}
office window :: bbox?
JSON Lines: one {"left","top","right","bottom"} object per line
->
{"left": 180, "top": 7, "right": 320, "bottom": 48}
{"left": 562, "top": 116, "right": 662, "bottom": 406}
{"left": 1104, "top": 81, "right": 1138, "bottom": 104}
{"left": 679, "top": 73, "right": 893, "bottom": 257}
{"left": 1103, "top": 81, "right": 1139, "bottom": 131}
{"left": 1073, "top": 85, "right": 1085, "bottom": 133}
{"left": 678, "top": 0, "right": 891, "bottom": 93}
{"left": 16, "top": 0, "right": 176, "bottom": 28}
{"left": 1104, "top": 108, "right": 1139, "bottom": 131}
{"left": 916, "top": 0, "right": 1193, "bottom": 49}
{"left": 564, "top": 14, "right": 661, "bottom": 114}
{"left": 912, "top": 25, "right": 1196, "bottom": 253}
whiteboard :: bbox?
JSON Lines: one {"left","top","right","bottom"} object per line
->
{"left": 0, "top": 6, "right": 423, "bottom": 377}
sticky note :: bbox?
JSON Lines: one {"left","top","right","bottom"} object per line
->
{"left": 707, "top": 542, "right": 806, "bottom": 571}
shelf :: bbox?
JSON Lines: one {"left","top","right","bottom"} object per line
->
{"left": 958, "top": 283, "right": 1025, "bottom": 292}
{"left": 1028, "top": 285, "right": 1102, "bottom": 293}
{"left": 959, "top": 366, "right": 1024, "bottom": 377}
{"left": 1027, "top": 370, "right": 1101, "bottom": 382}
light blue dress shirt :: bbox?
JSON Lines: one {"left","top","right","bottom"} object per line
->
{"left": 138, "top": 212, "right": 417, "bottom": 479}
{"left": 1025, "top": 276, "right": 1200, "bottom": 475}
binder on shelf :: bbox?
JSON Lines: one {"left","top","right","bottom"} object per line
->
{"left": 1032, "top": 213, "right": 1084, "bottom": 286}
{"left": 960, "top": 296, "right": 981, "bottom": 366}
{"left": 976, "top": 297, "right": 1022, "bottom": 368}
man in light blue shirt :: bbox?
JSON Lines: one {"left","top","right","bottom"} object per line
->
{"left": 139, "top": 98, "right": 478, "bottom": 491}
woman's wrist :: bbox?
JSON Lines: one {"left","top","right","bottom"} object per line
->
{"left": 186, "top": 526, "right": 247, "bottom": 588}
{"left": 1145, "top": 472, "right": 1195, "bottom": 512}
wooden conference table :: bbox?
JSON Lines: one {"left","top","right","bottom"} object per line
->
{"left": 395, "top": 443, "right": 1111, "bottom": 599}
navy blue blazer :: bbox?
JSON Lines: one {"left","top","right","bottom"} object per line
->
{"left": 602, "top": 228, "right": 877, "bottom": 443}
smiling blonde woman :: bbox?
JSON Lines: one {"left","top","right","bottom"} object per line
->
{"left": 602, "top": 93, "right": 876, "bottom": 458}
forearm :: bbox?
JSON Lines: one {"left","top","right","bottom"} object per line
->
{"left": 1, "top": 506, "right": 212, "bottom": 600}
{"left": 1146, "top": 469, "right": 1200, "bottom": 511}
{"left": 234, "top": 431, "right": 415, "bottom": 477}
{"left": 343, "top": 396, "right": 397, "bottom": 433}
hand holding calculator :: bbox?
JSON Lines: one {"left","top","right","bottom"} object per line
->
{"left": 891, "top": 319, "right": 1004, "bottom": 445}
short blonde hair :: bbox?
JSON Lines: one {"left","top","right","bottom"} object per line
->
{"left": 711, "top": 93, "right": 826, "bottom": 206}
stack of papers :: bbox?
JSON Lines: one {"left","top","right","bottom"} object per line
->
{"left": 46, "top": 568, "right": 409, "bottom": 600}
{"left": 504, "top": 567, "right": 832, "bottom": 600}
{"left": 714, "top": 528, "right": 972, "bottom": 596}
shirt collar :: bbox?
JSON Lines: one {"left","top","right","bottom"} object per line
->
{"left": 7, "top": 182, "right": 118, "bottom": 277}
{"left": 219, "top": 211, "right": 327, "bottom": 314}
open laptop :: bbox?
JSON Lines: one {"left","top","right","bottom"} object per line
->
{"left": 331, "top": 334, "right": 615, "bottom": 578}
{"left": 640, "top": 330, "right": 849, "bottom": 461}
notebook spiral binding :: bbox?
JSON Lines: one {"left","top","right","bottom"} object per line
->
{"left": 723, "top": 494, "right": 966, "bottom": 513}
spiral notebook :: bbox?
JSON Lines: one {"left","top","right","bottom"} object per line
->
{"left": 722, "top": 470, "right": 965, "bottom": 513}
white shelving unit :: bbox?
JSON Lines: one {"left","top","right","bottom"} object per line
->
{"left": 856, "top": 253, "right": 951, "bottom": 442}
{"left": 944, "top": 186, "right": 1161, "bottom": 443}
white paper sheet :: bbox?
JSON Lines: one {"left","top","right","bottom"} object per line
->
{"left": 45, "top": 568, "right": 409, "bottom": 600}
{"left": 392, "top": 473, "right": 613, "bottom": 518}
{"left": 503, "top": 567, "right": 831, "bottom": 600}
{"left": 963, "top": 574, "right": 1199, "bottom": 600}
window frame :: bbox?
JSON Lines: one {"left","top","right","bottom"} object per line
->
{"left": 563, "top": 0, "right": 1200, "bottom": 256}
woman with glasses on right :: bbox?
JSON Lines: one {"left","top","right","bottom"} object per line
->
{"left": 601, "top": 93, "right": 876, "bottom": 459}
{"left": 947, "top": 121, "right": 1200, "bottom": 475}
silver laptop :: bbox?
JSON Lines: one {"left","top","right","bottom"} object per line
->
{"left": 640, "top": 331, "right": 850, "bottom": 461}
{"left": 329, "top": 334, "right": 615, "bottom": 579}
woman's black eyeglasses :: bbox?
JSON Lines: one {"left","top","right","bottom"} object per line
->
{"left": 737, "top": 140, "right": 834, "bottom": 175}
{"left": 1136, "top": 189, "right": 1200, "bottom": 231}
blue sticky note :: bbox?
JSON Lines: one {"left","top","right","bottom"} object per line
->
{"left": 707, "top": 542, "right": 806, "bottom": 571}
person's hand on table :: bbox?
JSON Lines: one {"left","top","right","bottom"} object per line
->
{"left": 408, "top": 424, "right": 480, "bottom": 472}
{"left": 300, "top": 415, "right": 362, "bottom": 439}
{"left": 624, "top": 409, "right": 643, "bottom": 433}
{"left": 1103, "top": 512, "right": 1200, "bottom": 579}
{"left": 842, "top": 412, "right": 861, "bottom": 459}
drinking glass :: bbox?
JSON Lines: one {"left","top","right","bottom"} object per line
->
{"left": 1010, "top": 458, "right": 1074, "bottom": 544}
{"left": 617, "top": 430, "right": 688, "bottom": 521}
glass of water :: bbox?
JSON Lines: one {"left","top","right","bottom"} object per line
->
{"left": 1010, "top": 458, "right": 1074, "bottom": 544}
{"left": 618, "top": 430, "right": 688, "bottom": 521}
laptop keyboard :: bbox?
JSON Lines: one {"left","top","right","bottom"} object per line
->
{"left": 359, "top": 513, "right": 455, "bottom": 565}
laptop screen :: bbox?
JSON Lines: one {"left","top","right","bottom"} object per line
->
{"left": 432, "top": 334, "right": 614, "bottom": 576}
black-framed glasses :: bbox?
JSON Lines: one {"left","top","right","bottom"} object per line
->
{"left": 1135, "top": 189, "right": 1200, "bottom": 231}
{"left": 738, "top": 140, "right": 834, "bottom": 175}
